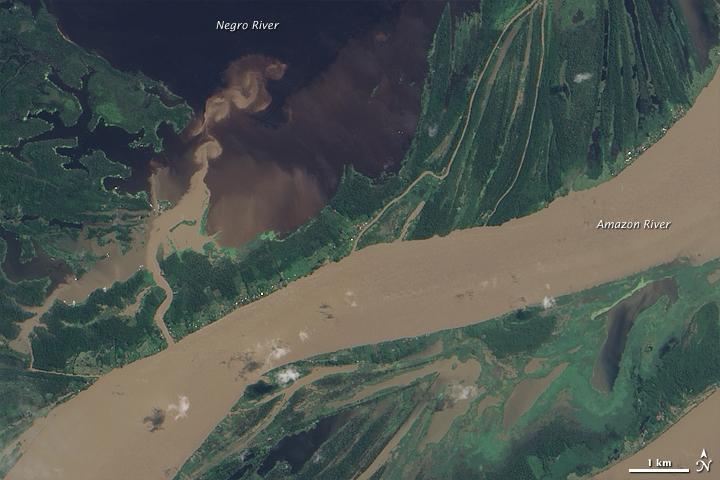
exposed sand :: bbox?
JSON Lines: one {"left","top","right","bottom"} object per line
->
{"left": 5, "top": 71, "right": 720, "bottom": 479}
{"left": 592, "top": 388, "right": 720, "bottom": 479}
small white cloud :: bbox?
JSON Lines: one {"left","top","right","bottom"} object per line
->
{"left": 345, "top": 290, "right": 357, "bottom": 307}
{"left": 167, "top": 395, "right": 190, "bottom": 420}
{"left": 277, "top": 368, "right": 300, "bottom": 385}
{"left": 542, "top": 296, "right": 556, "bottom": 309}
{"left": 573, "top": 72, "right": 592, "bottom": 83}
{"left": 266, "top": 339, "right": 289, "bottom": 363}
{"left": 268, "top": 347, "right": 288, "bottom": 361}
{"left": 446, "top": 383, "right": 478, "bottom": 401}
{"left": 299, "top": 330, "right": 309, "bottom": 342}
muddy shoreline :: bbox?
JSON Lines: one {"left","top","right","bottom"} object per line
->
{"left": 5, "top": 69, "right": 720, "bottom": 480}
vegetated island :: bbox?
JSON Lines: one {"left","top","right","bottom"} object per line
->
{"left": 175, "top": 258, "right": 720, "bottom": 480}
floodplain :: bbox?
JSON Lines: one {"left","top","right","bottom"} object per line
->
{"left": 0, "top": 0, "right": 719, "bottom": 478}
{"left": 171, "top": 258, "right": 720, "bottom": 479}
{"left": 4, "top": 68, "right": 720, "bottom": 480}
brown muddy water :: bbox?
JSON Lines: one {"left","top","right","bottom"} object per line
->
{"left": 5, "top": 67, "right": 720, "bottom": 480}
{"left": 42, "top": 1, "right": 450, "bottom": 252}
{"left": 503, "top": 362, "right": 568, "bottom": 430}
{"left": 707, "top": 268, "right": 720, "bottom": 284}
{"left": 524, "top": 357, "right": 547, "bottom": 374}
{"left": 356, "top": 357, "right": 483, "bottom": 480}
{"left": 7, "top": 228, "right": 150, "bottom": 354}
{"left": 148, "top": 122, "right": 204, "bottom": 205}
{"left": 418, "top": 358, "right": 483, "bottom": 450}
{"left": 200, "top": 1, "right": 443, "bottom": 247}
{"left": 592, "top": 388, "right": 720, "bottom": 480}
{"left": 591, "top": 278, "right": 678, "bottom": 393}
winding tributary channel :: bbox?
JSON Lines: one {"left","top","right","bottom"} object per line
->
{"left": 5, "top": 65, "right": 720, "bottom": 480}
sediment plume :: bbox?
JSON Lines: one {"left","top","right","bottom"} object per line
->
{"left": 181, "top": 55, "right": 326, "bottom": 247}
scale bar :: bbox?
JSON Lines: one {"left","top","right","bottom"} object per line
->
{"left": 628, "top": 468, "right": 690, "bottom": 473}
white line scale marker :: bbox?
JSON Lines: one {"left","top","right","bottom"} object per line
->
{"left": 629, "top": 459, "right": 689, "bottom": 473}
{"left": 629, "top": 449, "right": 713, "bottom": 474}
{"left": 628, "top": 468, "right": 690, "bottom": 473}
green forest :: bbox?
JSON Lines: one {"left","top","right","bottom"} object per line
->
{"left": 157, "top": 0, "right": 720, "bottom": 338}
{"left": 30, "top": 270, "right": 168, "bottom": 374}
{"left": 175, "top": 259, "right": 720, "bottom": 480}
{"left": 0, "top": 2, "right": 192, "bottom": 283}
{"left": 0, "top": 1, "right": 718, "bottom": 475}
{"left": 0, "top": 344, "right": 92, "bottom": 475}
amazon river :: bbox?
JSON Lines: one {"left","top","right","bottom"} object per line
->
{"left": 5, "top": 70, "right": 720, "bottom": 480}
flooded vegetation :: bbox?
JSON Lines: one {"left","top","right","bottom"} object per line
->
{"left": 147, "top": 0, "right": 720, "bottom": 344}
{"left": 29, "top": 270, "right": 169, "bottom": 375}
{"left": 592, "top": 390, "right": 720, "bottom": 479}
{"left": 4, "top": 65, "right": 720, "bottom": 477}
{"left": 167, "top": 259, "right": 720, "bottom": 480}
{"left": 0, "top": 227, "right": 72, "bottom": 293}
{"left": 523, "top": 357, "right": 546, "bottom": 374}
{"left": 678, "top": 0, "right": 720, "bottom": 66}
{"left": 0, "top": 0, "right": 192, "bottom": 374}
{"left": 503, "top": 362, "right": 567, "bottom": 429}
{"left": 591, "top": 278, "right": 678, "bottom": 393}
{"left": 1, "top": 0, "right": 719, "bottom": 478}
{"left": 49, "top": 0, "right": 446, "bottom": 248}
{"left": 198, "top": 2, "right": 443, "bottom": 247}
{"left": 256, "top": 410, "right": 351, "bottom": 476}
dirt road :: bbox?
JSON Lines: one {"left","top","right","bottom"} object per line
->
{"left": 5, "top": 70, "right": 719, "bottom": 480}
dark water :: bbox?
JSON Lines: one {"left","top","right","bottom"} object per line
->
{"left": 624, "top": 0, "right": 648, "bottom": 78}
{"left": 48, "top": 0, "right": 407, "bottom": 112}
{"left": 591, "top": 278, "right": 679, "bottom": 393}
{"left": 148, "top": 122, "right": 203, "bottom": 204}
{"left": 0, "top": 226, "right": 73, "bottom": 293}
{"left": 677, "top": 0, "right": 720, "bottom": 67}
{"left": 600, "top": 10, "right": 609, "bottom": 82}
{"left": 256, "top": 410, "right": 351, "bottom": 476}
{"left": 202, "top": 1, "right": 449, "bottom": 246}
{"left": 3, "top": 70, "right": 161, "bottom": 195}
{"left": 46, "top": 1, "right": 476, "bottom": 248}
